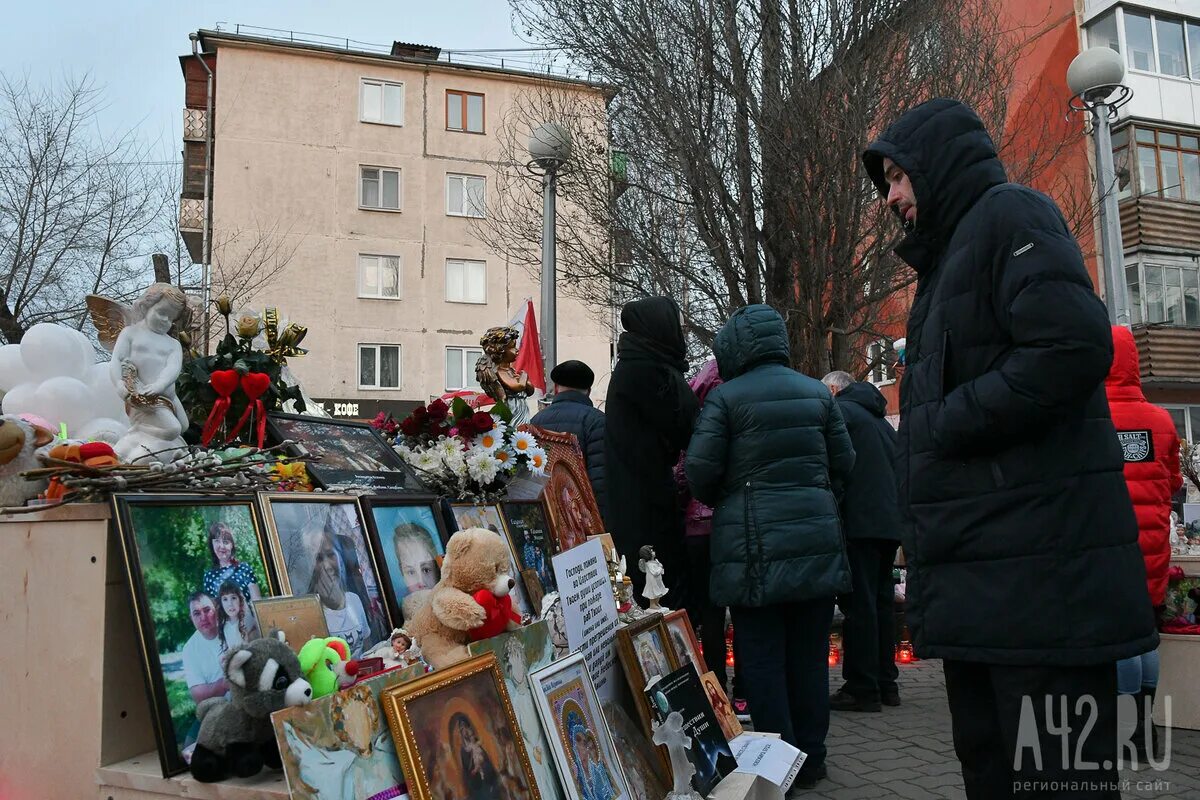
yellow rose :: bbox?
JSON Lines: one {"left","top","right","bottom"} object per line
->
{"left": 235, "top": 313, "right": 262, "bottom": 338}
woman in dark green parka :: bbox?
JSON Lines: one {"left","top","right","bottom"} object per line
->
{"left": 685, "top": 304, "right": 854, "bottom": 789}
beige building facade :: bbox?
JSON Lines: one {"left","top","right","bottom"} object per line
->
{"left": 179, "top": 30, "right": 614, "bottom": 420}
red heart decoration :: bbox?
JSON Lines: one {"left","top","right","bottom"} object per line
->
{"left": 241, "top": 372, "right": 270, "bottom": 400}
{"left": 210, "top": 369, "right": 239, "bottom": 397}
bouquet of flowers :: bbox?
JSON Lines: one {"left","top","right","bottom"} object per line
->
{"left": 393, "top": 397, "right": 547, "bottom": 502}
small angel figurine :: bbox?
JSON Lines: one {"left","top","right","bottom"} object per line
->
{"left": 366, "top": 628, "right": 423, "bottom": 669}
{"left": 87, "top": 285, "right": 191, "bottom": 463}
{"left": 639, "top": 545, "right": 669, "bottom": 610}
{"left": 652, "top": 711, "right": 702, "bottom": 799}
{"left": 475, "top": 326, "right": 534, "bottom": 426}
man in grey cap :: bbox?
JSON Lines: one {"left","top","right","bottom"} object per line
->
{"left": 530, "top": 360, "right": 608, "bottom": 522}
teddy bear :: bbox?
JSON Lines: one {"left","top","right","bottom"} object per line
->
{"left": 406, "top": 527, "right": 523, "bottom": 669}
{"left": 0, "top": 415, "right": 53, "bottom": 508}
{"left": 190, "top": 631, "right": 313, "bottom": 782}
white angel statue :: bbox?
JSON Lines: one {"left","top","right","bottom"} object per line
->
{"left": 86, "top": 284, "right": 191, "bottom": 463}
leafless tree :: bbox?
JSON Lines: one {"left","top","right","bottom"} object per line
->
{"left": 481, "top": 0, "right": 1091, "bottom": 377}
{"left": 0, "top": 74, "right": 166, "bottom": 342}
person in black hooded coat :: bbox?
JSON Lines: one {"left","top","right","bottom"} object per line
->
{"left": 863, "top": 99, "right": 1155, "bottom": 797}
{"left": 605, "top": 297, "right": 699, "bottom": 602}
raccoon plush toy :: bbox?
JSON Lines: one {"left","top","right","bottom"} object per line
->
{"left": 190, "top": 631, "right": 313, "bottom": 782}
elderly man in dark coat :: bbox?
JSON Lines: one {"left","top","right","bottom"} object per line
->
{"left": 530, "top": 360, "right": 608, "bottom": 522}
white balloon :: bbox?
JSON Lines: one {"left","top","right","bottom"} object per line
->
{"left": 20, "top": 324, "right": 90, "bottom": 381}
{"left": 78, "top": 417, "right": 126, "bottom": 445}
{"left": 32, "top": 376, "right": 93, "bottom": 433}
{"left": 70, "top": 328, "right": 99, "bottom": 370}
{"left": 1, "top": 382, "right": 37, "bottom": 417}
{"left": 0, "top": 345, "right": 31, "bottom": 392}
{"left": 87, "top": 361, "right": 127, "bottom": 422}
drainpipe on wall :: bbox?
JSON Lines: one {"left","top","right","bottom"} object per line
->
{"left": 190, "top": 32, "right": 215, "bottom": 352}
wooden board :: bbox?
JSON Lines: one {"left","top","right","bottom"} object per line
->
{"left": 1153, "top": 633, "right": 1200, "bottom": 731}
{"left": 97, "top": 752, "right": 288, "bottom": 799}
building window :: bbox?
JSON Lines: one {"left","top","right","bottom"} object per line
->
{"left": 868, "top": 340, "right": 897, "bottom": 386}
{"left": 1118, "top": 124, "right": 1200, "bottom": 201}
{"left": 447, "top": 174, "right": 486, "bottom": 218}
{"left": 358, "top": 344, "right": 401, "bottom": 389}
{"left": 447, "top": 90, "right": 485, "bottom": 133}
{"left": 1162, "top": 405, "right": 1200, "bottom": 444}
{"left": 445, "top": 259, "right": 487, "bottom": 304}
{"left": 1087, "top": 10, "right": 1120, "bottom": 53}
{"left": 1118, "top": 8, "right": 1200, "bottom": 80}
{"left": 360, "top": 79, "right": 404, "bottom": 125}
{"left": 1125, "top": 262, "right": 1200, "bottom": 327}
{"left": 360, "top": 166, "right": 401, "bottom": 210}
{"left": 358, "top": 254, "right": 401, "bottom": 299}
{"left": 445, "top": 347, "right": 485, "bottom": 391}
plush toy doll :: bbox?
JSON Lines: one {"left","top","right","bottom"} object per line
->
{"left": 190, "top": 631, "right": 312, "bottom": 782}
{"left": 0, "top": 415, "right": 53, "bottom": 507}
{"left": 297, "top": 637, "right": 353, "bottom": 699}
{"left": 43, "top": 441, "right": 119, "bottom": 501}
{"left": 407, "top": 528, "right": 524, "bottom": 669}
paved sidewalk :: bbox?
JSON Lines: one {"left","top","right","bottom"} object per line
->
{"left": 800, "top": 659, "right": 1200, "bottom": 799}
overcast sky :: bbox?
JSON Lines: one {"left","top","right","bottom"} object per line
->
{"left": 1, "top": 0, "right": 533, "bottom": 158}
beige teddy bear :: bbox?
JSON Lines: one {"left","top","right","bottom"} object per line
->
{"left": 407, "top": 527, "right": 521, "bottom": 669}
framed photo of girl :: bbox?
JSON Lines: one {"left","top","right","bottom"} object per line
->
{"left": 530, "top": 652, "right": 632, "bottom": 800}
{"left": 259, "top": 493, "right": 392, "bottom": 658}
{"left": 615, "top": 613, "right": 680, "bottom": 739}
{"left": 111, "top": 493, "right": 279, "bottom": 777}
{"left": 380, "top": 652, "right": 540, "bottom": 800}
{"left": 359, "top": 494, "right": 450, "bottom": 624}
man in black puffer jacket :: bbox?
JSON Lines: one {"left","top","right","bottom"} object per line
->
{"left": 530, "top": 360, "right": 608, "bottom": 523}
{"left": 686, "top": 304, "right": 854, "bottom": 789}
{"left": 864, "top": 99, "right": 1155, "bottom": 797}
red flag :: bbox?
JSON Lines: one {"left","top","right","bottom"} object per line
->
{"left": 512, "top": 299, "right": 546, "bottom": 394}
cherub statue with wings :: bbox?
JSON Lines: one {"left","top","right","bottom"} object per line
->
{"left": 86, "top": 284, "right": 191, "bottom": 463}
{"left": 475, "top": 326, "right": 534, "bottom": 426}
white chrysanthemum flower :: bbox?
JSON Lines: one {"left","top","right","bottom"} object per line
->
{"left": 436, "top": 436, "right": 462, "bottom": 459}
{"left": 511, "top": 430, "right": 537, "bottom": 454}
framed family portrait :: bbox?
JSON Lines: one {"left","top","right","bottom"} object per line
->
{"left": 616, "top": 614, "right": 681, "bottom": 738}
{"left": 112, "top": 493, "right": 278, "bottom": 776}
{"left": 380, "top": 652, "right": 540, "bottom": 800}
{"left": 267, "top": 412, "right": 423, "bottom": 492}
{"left": 449, "top": 502, "right": 536, "bottom": 621}
{"left": 252, "top": 594, "right": 328, "bottom": 651}
{"left": 523, "top": 426, "right": 604, "bottom": 552}
{"left": 502, "top": 499, "right": 558, "bottom": 598}
{"left": 530, "top": 652, "right": 631, "bottom": 800}
{"left": 360, "top": 495, "right": 450, "bottom": 624}
{"left": 259, "top": 494, "right": 392, "bottom": 658}
{"left": 664, "top": 609, "right": 708, "bottom": 675}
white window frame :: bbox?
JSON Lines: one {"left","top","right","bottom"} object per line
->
{"left": 359, "top": 165, "right": 403, "bottom": 211}
{"left": 359, "top": 78, "right": 405, "bottom": 126}
{"left": 1124, "top": 258, "right": 1200, "bottom": 328}
{"left": 357, "top": 253, "right": 402, "bottom": 300}
{"left": 1100, "top": 6, "right": 1200, "bottom": 82}
{"left": 1161, "top": 404, "right": 1200, "bottom": 444}
{"left": 445, "top": 258, "right": 488, "bottom": 304}
{"left": 867, "top": 339, "right": 897, "bottom": 387}
{"left": 446, "top": 173, "right": 487, "bottom": 218}
{"left": 357, "top": 343, "right": 402, "bottom": 390}
{"left": 445, "top": 346, "right": 485, "bottom": 391}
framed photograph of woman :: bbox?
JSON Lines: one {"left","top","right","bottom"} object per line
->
{"left": 615, "top": 614, "right": 680, "bottom": 738}
{"left": 501, "top": 499, "right": 558, "bottom": 596}
{"left": 112, "top": 493, "right": 278, "bottom": 777}
{"left": 360, "top": 495, "right": 450, "bottom": 624}
{"left": 530, "top": 652, "right": 631, "bottom": 800}
{"left": 259, "top": 494, "right": 392, "bottom": 657}
{"left": 380, "top": 653, "right": 540, "bottom": 800}
{"left": 664, "top": 609, "right": 708, "bottom": 675}
{"left": 267, "top": 412, "right": 424, "bottom": 493}
{"left": 449, "top": 502, "right": 535, "bottom": 620}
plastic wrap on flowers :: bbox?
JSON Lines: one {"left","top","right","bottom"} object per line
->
{"left": 392, "top": 398, "right": 546, "bottom": 502}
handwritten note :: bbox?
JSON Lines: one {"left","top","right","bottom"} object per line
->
{"left": 552, "top": 538, "right": 619, "bottom": 702}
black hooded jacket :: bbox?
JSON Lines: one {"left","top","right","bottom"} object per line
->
{"left": 605, "top": 297, "right": 699, "bottom": 598}
{"left": 835, "top": 382, "right": 900, "bottom": 543}
{"left": 863, "top": 99, "right": 1156, "bottom": 666}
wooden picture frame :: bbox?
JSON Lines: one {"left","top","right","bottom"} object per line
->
{"left": 380, "top": 652, "right": 540, "bottom": 800}
{"left": 449, "top": 502, "right": 536, "bottom": 621}
{"left": 615, "top": 613, "right": 681, "bottom": 739}
{"left": 502, "top": 498, "right": 559, "bottom": 599}
{"left": 521, "top": 425, "right": 604, "bottom": 552}
{"left": 529, "top": 652, "right": 632, "bottom": 800}
{"left": 112, "top": 493, "right": 279, "bottom": 777}
{"left": 251, "top": 594, "right": 328, "bottom": 651}
{"left": 360, "top": 494, "right": 450, "bottom": 625}
{"left": 664, "top": 608, "right": 708, "bottom": 675}
{"left": 266, "top": 411, "right": 423, "bottom": 492}
{"left": 259, "top": 493, "right": 393, "bottom": 657}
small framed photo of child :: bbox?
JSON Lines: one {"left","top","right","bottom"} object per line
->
{"left": 360, "top": 495, "right": 450, "bottom": 625}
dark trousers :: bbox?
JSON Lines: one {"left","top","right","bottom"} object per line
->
{"left": 685, "top": 536, "right": 730, "bottom": 690}
{"left": 731, "top": 598, "right": 834, "bottom": 769}
{"left": 839, "top": 538, "right": 899, "bottom": 702}
{"left": 943, "top": 661, "right": 1121, "bottom": 800}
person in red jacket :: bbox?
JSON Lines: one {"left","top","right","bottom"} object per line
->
{"left": 1105, "top": 324, "right": 1183, "bottom": 762}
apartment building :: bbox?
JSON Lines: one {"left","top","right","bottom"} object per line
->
{"left": 177, "top": 28, "right": 614, "bottom": 420}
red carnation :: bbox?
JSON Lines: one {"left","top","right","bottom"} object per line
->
{"left": 471, "top": 412, "right": 495, "bottom": 432}
{"left": 428, "top": 399, "right": 449, "bottom": 422}
{"left": 412, "top": 405, "right": 428, "bottom": 419}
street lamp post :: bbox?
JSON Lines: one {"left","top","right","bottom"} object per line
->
{"left": 1068, "top": 46, "right": 1134, "bottom": 327}
{"left": 527, "top": 123, "right": 573, "bottom": 394}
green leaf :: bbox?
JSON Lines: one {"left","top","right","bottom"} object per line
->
{"left": 450, "top": 397, "right": 472, "bottom": 420}
{"left": 491, "top": 401, "right": 513, "bottom": 424}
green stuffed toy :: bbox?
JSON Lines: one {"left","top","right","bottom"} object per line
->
{"left": 297, "top": 637, "right": 352, "bottom": 699}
